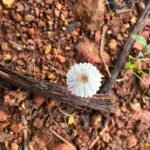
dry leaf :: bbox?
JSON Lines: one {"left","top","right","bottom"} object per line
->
{"left": 76, "top": 38, "right": 101, "bottom": 64}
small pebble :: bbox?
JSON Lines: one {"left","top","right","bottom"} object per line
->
{"left": 130, "top": 103, "right": 141, "bottom": 112}
{"left": 0, "top": 110, "right": 8, "bottom": 122}
{"left": 44, "top": 44, "right": 52, "bottom": 55}
{"left": 130, "top": 16, "right": 137, "bottom": 25}
{"left": 33, "top": 96, "right": 45, "bottom": 104}
{"left": 11, "top": 142, "right": 19, "bottom": 150}
{"left": 126, "top": 135, "right": 138, "bottom": 148}
{"left": 27, "top": 28, "right": 35, "bottom": 35}
{"left": 24, "top": 14, "right": 34, "bottom": 22}
{"left": 3, "top": 53, "right": 12, "bottom": 61}
{"left": 1, "top": 42, "right": 9, "bottom": 51}
{"left": 56, "top": 2, "right": 62, "bottom": 10}
{"left": 57, "top": 55, "right": 66, "bottom": 63}
{"left": 33, "top": 118, "right": 43, "bottom": 128}
{"left": 123, "top": 23, "right": 130, "bottom": 30}
{"left": 102, "top": 133, "right": 111, "bottom": 143}
{"left": 13, "top": 13, "right": 22, "bottom": 22}
{"left": 47, "top": 73, "right": 55, "bottom": 80}
{"left": 26, "top": 45, "right": 35, "bottom": 51}
{"left": 108, "top": 39, "right": 117, "bottom": 50}
{"left": 54, "top": 9, "right": 60, "bottom": 17}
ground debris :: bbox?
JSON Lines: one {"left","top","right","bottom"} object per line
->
{"left": 76, "top": 38, "right": 101, "bottom": 64}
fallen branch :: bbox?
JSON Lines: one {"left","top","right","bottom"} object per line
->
{"left": 101, "top": 1, "right": 150, "bottom": 94}
{"left": 0, "top": 63, "right": 117, "bottom": 113}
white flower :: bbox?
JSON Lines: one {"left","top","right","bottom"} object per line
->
{"left": 66, "top": 63, "right": 102, "bottom": 98}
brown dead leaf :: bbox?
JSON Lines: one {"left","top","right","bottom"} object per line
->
{"left": 76, "top": 38, "right": 101, "bottom": 64}
{"left": 130, "top": 103, "right": 141, "bottom": 112}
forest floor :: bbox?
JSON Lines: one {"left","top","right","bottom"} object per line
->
{"left": 0, "top": 0, "right": 150, "bottom": 149}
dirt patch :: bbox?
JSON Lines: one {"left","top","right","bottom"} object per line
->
{"left": 0, "top": 0, "right": 149, "bottom": 149}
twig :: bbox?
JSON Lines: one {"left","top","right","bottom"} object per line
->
{"left": 99, "top": 25, "right": 111, "bottom": 77}
{"left": 49, "top": 111, "right": 62, "bottom": 130}
{"left": 132, "top": 71, "right": 147, "bottom": 86}
{"left": 21, "top": 115, "right": 29, "bottom": 150}
{"left": 116, "top": 9, "right": 132, "bottom": 14}
{"left": 58, "top": 107, "right": 76, "bottom": 117}
{"left": 101, "top": 1, "right": 150, "bottom": 94}
{"left": 49, "top": 128, "right": 76, "bottom": 150}
{"left": 0, "top": 34, "right": 25, "bottom": 51}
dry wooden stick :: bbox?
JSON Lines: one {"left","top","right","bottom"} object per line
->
{"left": 21, "top": 115, "right": 29, "bottom": 150}
{"left": 0, "top": 63, "right": 117, "bottom": 113}
{"left": 99, "top": 25, "right": 111, "bottom": 77}
{"left": 101, "top": 1, "right": 150, "bottom": 94}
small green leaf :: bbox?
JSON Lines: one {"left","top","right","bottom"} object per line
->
{"left": 125, "top": 62, "right": 137, "bottom": 69}
{"left": 131, "top": 34, "right": 147, "bottom": 46}
{"left": 145, "top": 45, "right": 150, "bottom": 53}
